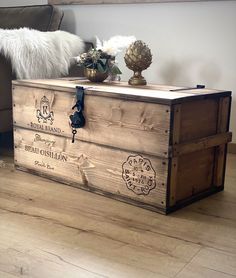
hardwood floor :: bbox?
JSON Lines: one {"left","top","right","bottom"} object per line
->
{"left": 0, "top": 153, "right": 235, "bottom": 278}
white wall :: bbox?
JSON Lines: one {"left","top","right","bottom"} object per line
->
{"left": 60, "top": 1, "right": 236, "bottom": 143}
{"left": 0, "top": 0, "right": 235, "bottom": 142}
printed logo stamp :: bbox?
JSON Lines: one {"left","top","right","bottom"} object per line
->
{"left": 36, "top": 96, "right": 54, "bottom": 124}
{"left": 122, "top": 154, "right": 156, "bottom": 195}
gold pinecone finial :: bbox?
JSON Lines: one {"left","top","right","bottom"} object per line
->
{"left": 124, "top": 40, "right": 152, "bottom": 85}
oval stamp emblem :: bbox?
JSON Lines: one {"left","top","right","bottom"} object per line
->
{"left": 122, "top": 155, "right": 156, "bottom": 195}
{"left": 36, "top": 96, "right": 54, "bottom": 125}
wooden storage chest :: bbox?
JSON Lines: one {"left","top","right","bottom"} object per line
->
{"left": 12, "top": 79, "right": 232, "bottom": 214}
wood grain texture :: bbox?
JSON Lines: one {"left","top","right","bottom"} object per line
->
{"left": 176, "top": 263, "right": 235, "bottom": 278}
{"left": 190, "top": 247, "right": 236, "bottom": 276}
{"left": 0, "top": 153, "right": 235, "bottom": 277}
{"left": 13, "top": 85, "right": 170, "bottom": 158}
{"left": 213, "top": 97, "right": 231, "bottom": 187}
{"left": 169, "top": 157, "right": 178, "bottom": 206}
{"left": 171, "top": 132, "right": 232, "bottom": 157}
{"left": 12, "top": 79, "right": 189, "bottom": 105}
{"left": 14, "top": 127, "right": 168, "bottom": 209}
{"left": 169, "top": 104, "right": 181, "bottom": 206}
{"left": 12, "top": 79, "right": 232, "bottom": 214}
{"left": 179, "top": 98, "right": 218, "bottom": 143}
{"left": 217, "top": 97, "right": 231, "bottom": 133}
{"left": 176, "top": 148, "right": 215, "bottom": 202}
{"left": 13, "top": 78, "right": 182, "bottom": 92}
{"left": 12, "top": 79, "right": 231, "bottom": 105}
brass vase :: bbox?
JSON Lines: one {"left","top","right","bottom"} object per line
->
{"left": 124, "top": 40, "right": 152, "bottom": 86}
{"left": 84, "top": 68, "right": 108, "bottom": 83}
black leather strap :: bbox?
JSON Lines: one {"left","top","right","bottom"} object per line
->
{"left": 70, "top": 86, "right": 86, "bottom": 142}
{"left": 170, "top": 84, "right": 205, "bottom": 92}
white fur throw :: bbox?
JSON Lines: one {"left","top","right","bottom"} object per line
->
{"left": 0, "top": 28, "right": 84, "bottom": 79}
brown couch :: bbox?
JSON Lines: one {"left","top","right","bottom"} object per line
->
{"left": 0, "top": 5, "right": 64, "bottom": 134}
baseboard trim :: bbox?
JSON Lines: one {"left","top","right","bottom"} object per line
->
{"left": 228, "top": 143, "right": 236, "bottom": 154}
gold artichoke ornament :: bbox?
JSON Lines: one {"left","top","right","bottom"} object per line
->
{"left": 124, "top": 40, "right": 152, "bottom": 85}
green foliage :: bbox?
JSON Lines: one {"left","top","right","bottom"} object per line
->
{"left": 77, "top": 48, "right": 122, "bottom": 75}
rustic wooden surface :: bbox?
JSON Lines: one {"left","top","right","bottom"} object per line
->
{"left": 13, "top": 85, "right": 170, "bottom": 157}
{"left": 14, "top": 128, "right": 168, "bottom": 209}
{"left": 12, "top": 78, "right": 183, "bottom": 94}
{"left": 176, "top": 148, "right": 215, "bottom": 201}
{"left": 171, "top": 132, "right": 232, "bottom": 157}
{"left": 12, "top": 79, "right": 231, "bottom": 105}
{"left": 0, "top": 153, "right": 235, "bottom": 278}
{"left": 213, "top": 97, "right": 231, "bottom": 187}
{"left": 12, "top": 80, "right": 232, "bottom": 214}
{"left": 169, "top": 104, "right": 181, "bottom": 206}
{"left": 179, "top": 98, "right": 218, "bottom": 143}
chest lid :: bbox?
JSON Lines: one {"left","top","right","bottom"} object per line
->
{"left": 12, "top": 78, "right": 231, "bottom": 105}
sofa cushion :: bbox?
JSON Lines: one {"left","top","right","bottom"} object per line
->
{"left": 0, "top": 4, "right": 64, "bottom": 133}
{"left": 0, "top": 53, "right": 13, "bottom": 110}
{"left": 0, "top": 5, "right": 63, "bottom": 31}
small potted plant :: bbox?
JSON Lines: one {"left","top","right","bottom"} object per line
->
{"left": 76, "top": 35, "right": 136, "bottom": 82}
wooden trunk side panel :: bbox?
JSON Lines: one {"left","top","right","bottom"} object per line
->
{"left": 169, "top": 104, "right": 181, "bottom": 206}
{"left": 213, "top": 96, "right": 231, "bottom": 187}
{"left": 171, "top": 132, "right": 232, "bottom": 157}
{"left": 179, "top": 98, "right": 218, "bottom": 143}
{"left": 169, "top": 157, "right": 178, "bottom": 206}
{"left": 12, "top": 86, "right": 170, "bottom": 158}
{"left": 176, "top": 148, "right": 215, "bottom": 202}
{"left": 14, "top": 128, "right": 168, "bottom": 208}
{"left": 169, "top": 97, "right": 231, "bottom": 206}
{"left": 217, "top": 97, "right": 231, "bottom": 133}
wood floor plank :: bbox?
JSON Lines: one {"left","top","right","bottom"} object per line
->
{"left": 0, "top": 170, "right": 203, "bottom": 258}
{"left": 191, "top": 247, "right": 236, "bottom": 276}
{"left": 0, "top": 164, "right": 236, "bottom": 255}
{"left": 175, "top": 262, "right": 235, "bottom": 278}
{"left": 0, "top": 202, "right": 194, "bottom": 277}
{"left": 0, "top": 167, "right": 199, "bottom": 257}
{"left": 185, "top": 197, "right": 236, "bottom": 221}
{"left": 0, "top": 244, "right": 107, "bottom": 278}
{"left": 0, "top": 213, "right": 172, "bottom": 278}
{"left": 0, "top": 271, "right": 20, "bottom": 278}
{"left": 0, "top": 154, "right": 235, "bottom": 277}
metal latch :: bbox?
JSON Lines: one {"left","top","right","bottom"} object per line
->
{"left": 69, "top": 86, "right": 86, "bottom": 143}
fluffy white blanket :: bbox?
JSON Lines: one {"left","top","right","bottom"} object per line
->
{"left": 0, "top": 28, "right": 84, "bottom": 79}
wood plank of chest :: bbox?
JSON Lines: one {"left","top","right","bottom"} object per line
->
{"left": 14, "top": 128, "right": 168, "bottom": 209}
{"left": 14, "top": 78, "right": 183, "bottom": 93}
{"left": 13, "top": 79, "right": 230, "bottom": 103}
{"left": 13, "top": 79, "right": 195, "bottom": 104}
{"left": 13, "top": 86, "right": 171, "bottom": 157}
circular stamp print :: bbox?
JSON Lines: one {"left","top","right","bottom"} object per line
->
{"left": 122, "top": 154, "right": 156, "bottom": 195}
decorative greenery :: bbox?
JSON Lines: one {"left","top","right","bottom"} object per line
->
{"left": 77, "top": 48, "right": 122, "bottom": 75}
{"left": 76, "top": 35, "right": 136, "bottom": 77}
